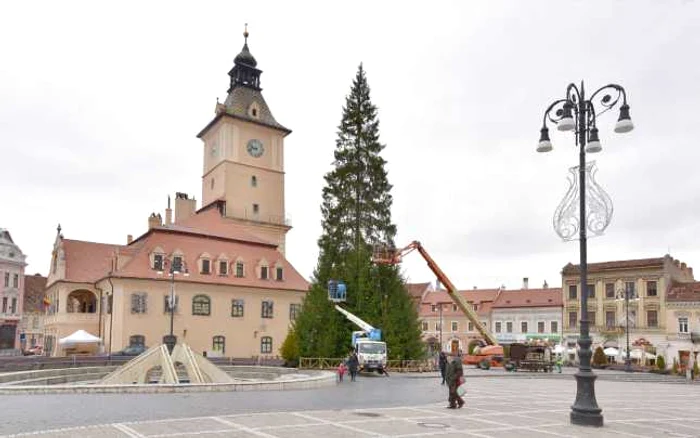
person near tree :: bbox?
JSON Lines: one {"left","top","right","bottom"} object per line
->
{"left": 445, "top": 355, "right": 465, "bottom": 409}
{"left": 348, "top": 350, "right": 360, "bottom": 382}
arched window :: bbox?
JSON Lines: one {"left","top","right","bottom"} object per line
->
{"left": 213, "top": 336, "right": 225, "bottom": 354}
{"left": 192, "top": 295, "right": 211, "bottom": 316}
{"left": 129, "top": 335, "right": 145, "bottom": 346}
{"left": 261, "top": 336, "right": 273, "bottom": 354}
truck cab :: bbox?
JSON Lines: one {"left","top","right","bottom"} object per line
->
{"left": 355, "top": 340, "right": 387, "bottom": 373}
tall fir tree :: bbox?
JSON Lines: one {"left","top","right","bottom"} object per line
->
{"left": 292, "top": 64, "right": 424, "bottom": 360}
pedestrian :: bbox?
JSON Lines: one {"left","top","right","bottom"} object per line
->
{"left": 337, "top": 360, "right": 347, "bottom": 382}
{"left": 555, "top": 355, "right": 563, "bottom": 373}
{"left": 445, "top": 355, "right": 465, "bottom": 409}
{"left": 438, "top": 351, "right": 447, "bottom": 385}
{"left": 348, "top": 351, "right": 359, "bottom": 382}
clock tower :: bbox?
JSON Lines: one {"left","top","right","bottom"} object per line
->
{"left": 197, "top": 26, "right": 292, "bottom": 253}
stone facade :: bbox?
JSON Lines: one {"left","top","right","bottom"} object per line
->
{"left": 0, "top": 229, "right": 26, "bottom": 353}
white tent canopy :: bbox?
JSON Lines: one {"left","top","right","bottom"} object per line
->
{"left": 625, "top": 349, "right": 655, "bottom": 360}
{"left": 604, "top": 347, "right": 619, "bottom": 356}
{"left": 553, "top": 345, "right": 565, "bottom": 354}
{"left": 59, "top": 330, "right": 102, "bottom": 346}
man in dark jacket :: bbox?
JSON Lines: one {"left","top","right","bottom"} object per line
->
{"left": 348, "top": 351, "right": 359, "bottom": 382}
{"left": 438, "top": 351, "right": 447, "bottom": 385}
{"left": 445, "top": 355, "right": 465, "bottom": 409}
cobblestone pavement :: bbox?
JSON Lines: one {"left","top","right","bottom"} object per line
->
{"left": 2, "top": 375, "right": 699, "bottom": 437}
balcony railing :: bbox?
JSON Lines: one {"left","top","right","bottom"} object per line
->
{"left": 0, "top": 312, "right": 21, "bottom": 321}
{"left": 44, "top": 313, "right": 99, "bottom": 326}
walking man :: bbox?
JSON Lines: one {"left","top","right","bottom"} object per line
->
{"left": 445, "top": 355, "right": 465, "bottom": 409}
{"left": 348, "top": 350, "right": 359, "bottom": 382}
{"left": 438, "top": 351, "right": 447, "bottom": 385}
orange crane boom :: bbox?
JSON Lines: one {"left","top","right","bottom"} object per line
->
{"left": 372, "top": 241, "right": 498, "bottom": 346}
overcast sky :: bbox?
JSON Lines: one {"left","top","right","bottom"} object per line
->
{"left": 1, "top": 1, "right": 699, "bottom": 291}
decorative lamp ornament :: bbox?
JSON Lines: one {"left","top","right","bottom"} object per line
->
{"left": 557, "top": 102, "right": 576, "bottom": 131}
{"left": 537, "top": 127, "right": 553, "bottom": 153}
{"left": 614, "top": 104, "right": 634, "bottom": 133}
{"left": 585, "top": 127, "right": 602, "bottom": 153}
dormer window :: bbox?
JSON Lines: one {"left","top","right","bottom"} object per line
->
{"left": 201, "top": 259, "right": 211, "bottom": 275}
{"left": 235, "top": 261, "right": 244, "bottom": 278}
{"left": 275, "top": 266, "right": 283, "bottom": 281}
{"left": 260, "top": 266, "right": 268, "bottom": 280}
{"left": 248, "top": 101, "right": 261, "bottom": 119}
{"left": 219, "top": 260, "right": 228, "bottom": 276}
{"left": 153, "top": 254, "right": 164, "bottom": 271}
{"left": 172, "top": 256, "right": 183, "bottom": 273}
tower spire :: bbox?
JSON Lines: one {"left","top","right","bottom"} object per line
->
{"left": 244, "top": 23, "right": 249, "bottom": 44}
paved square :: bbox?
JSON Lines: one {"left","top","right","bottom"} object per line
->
{"left": 3, "top": 376, "right": 700, "bottom": 437}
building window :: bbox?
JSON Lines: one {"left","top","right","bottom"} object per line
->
{"left": 521, "top": 321, "right": 528, "bottom": 333}
{"left": 586, "top": 284, "right": 595, "bottom": 298}
{"left": 678, "top": 317, "right": 688, "bottom": 333}
{"left": 213, "top": 336, "right": 225, "bottom": 354}
{"left": 1, "top": 297, "right": 6, "bottom": 313}
{"left": 192, "top": 295, "right": 211, "bottom": 316}
{"left": 262, "top": 300, "right": 274, "bottom": 318}
{"left": 422, "top": 321, "right": 428, "bottom": 331}
{"left": 130, "top": 293, "right": 147, "bottom": 314}
{"left": 468, "top": 322, "right": 474, "bottom": 332}
{"left": 251, "top": 176, "right": 257, "bottom": 187}
{"left": 253, "top": 204, "right": 259, "bottom": 214}
{"left": 129, "top": 335, "right": 145, "bottom": 346}
{"left": 13, "top": 274, "right": 18, "bottom": 288}
{"left": 276, "top": 267, "right": 283, "bottom": 281}
{"left": 568, "top": 285, "right": 577, "bottom": 300}
{"left": 452, "top": 304, "right": 457, "bottom": 312}
{"left": 506, "top": 322, "right": 513, "bottom": 333}
{"left": 588, "top": 311, "right": 596, "bottom": 326}
{"left": 472, "top": 304, "right": 478, "bottom": 311}
{"left": 235, "top": 262, "right": 244, "bottom": 278}
{"left": 289, "top": 303, "right": 301, "bottom": 321}
{"left": 495, "top": 322, "right": 502, "bottom": 333}
{"left": 550, "top": 321, "right": 558, "bottom": 333}
{"left": 219, "top": 261, "right": 228, "bottom": 276}
{"left": 605, "top": 283, "right": 615, "bottom": 299}
{"left": 172, "top": 256, "right": 183, "bottom": 273}
{"left": 260, "top": 266, "right": 268, "bottom": 280}
{"left": 154, "top": 254, "right": 164, "bottom": 271}
{"left": 201, "top": 259, "right": 211, "bottom": 274}
{"left": 647, "top": 310, "right": 658, "bottom": 328}
{"left": 261, "top": 336, "right": 272, "bottom": 354}
{"left": 646, "top": 281, "right": 657, "bottom": 297}
{"left": 435, "top": 322, "right": 441, "bottom": 331}
{"left": 210, "top": 178, "right": 215, "bottom": 190}
{"left": 606, "top": 311, "right": 615, "bottom": 329}
{"left": 537, "top": 321, "right": 545, "bottom": 333}
{"left": 625, "top": 281, "right": 636, "bottom": 298}
{"left": 231, "top": 299, "right": 244, "bottom": 317}
{"left": 164, "top": 295, "right": 179, "bottom": 313}
{"left": 569, "top": 311, "right": 577, "bottom": 329}
{"left": 451, "top": 321, "right": 458, "bottom": 332}
{"left": 4, "top": 272, "right": 8, "bottom": 287}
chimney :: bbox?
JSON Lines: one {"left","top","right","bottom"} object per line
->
{"left": 681, "top": 262, "right": 687, "bottom": 270}
{"left": 165, "top": 195, "right": 173, "bottom": 226}
{"left": 148, "top": 213, "right": 162, "bottom": 229}
{"left": 127, "top": 234, "right": 133, "bottom": 244}
{"left": 435, "top": 278, "right": 441, "bottom": 290}
{"left": 543, "top": 280, "right": 549, "bottom": 289}
{"left": 174, "top": 192, "right": 197, "bottom": 223}
{"left": 523, "top": 277, "right": 529, "bottom": 289}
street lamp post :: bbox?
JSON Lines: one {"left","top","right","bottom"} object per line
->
{"left": 537, "top": 81, "right": 633, "bottom": 427}
{"left": 157, "top": 258, "right": 189, "bottom": 354}
{"left": 617, "top": 285, "right": 638, "bottom": 372}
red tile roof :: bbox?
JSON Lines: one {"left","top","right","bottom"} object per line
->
{"left": 22, "top": 274, "right": 47, "bottom": 313}
{"left": 491, "top": 288, "right": 563, "bottom": 309}
{"left": 405, "top": 282, "right": 431, "bottom": 300}
{"left": 62, "top": 239, "right": 122, "bottom": 284}
{"left": 418, "top": 289, "right": 501, "bottom": 317}
{"left": 562, "top": 257, "right": 665, "bottom": 275}
{"left": 667, "top": 282, "right": 700, "bottom": 302}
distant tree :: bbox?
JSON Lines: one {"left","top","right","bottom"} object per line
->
{"left": 656, "top": 355, "right": 666, "bottom": 370}
{"left": 295, "top": 64, "right": 423, "bottom": 360}
{"left": 280, "top": 326, "right": 300, "bottom": 367}
{"left": 593, "top": 346, "right": 607, "bottom": 367}
{"left": 693, "top": 360, "right": 699, "bottom": 379}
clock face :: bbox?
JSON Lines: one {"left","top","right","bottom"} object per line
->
{"left": 247, "top": 139, "right": 264, "bottom": 158}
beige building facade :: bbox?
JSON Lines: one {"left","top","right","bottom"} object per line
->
{"left": 561, "top": 255, "right": 695, "bottom": 364}
{"left": 43, "top": 31, "right": 308, "bottom": 357}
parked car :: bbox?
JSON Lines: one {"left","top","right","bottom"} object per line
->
{"left": 23, "top": 345, "right": 43, "bottom": 356}
{"left": 112, "top": 344, "right": 147, "bottom": 356}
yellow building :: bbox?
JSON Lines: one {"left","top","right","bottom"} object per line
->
{"left": 561, "top": 255, "right": 695, "bottom": 362}
{"left": 43, "top": 30, "right": 309, "bottom": 357}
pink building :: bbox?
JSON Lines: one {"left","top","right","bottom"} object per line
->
{"left": 0, "top": 228, "right": 27, "bottom": 353}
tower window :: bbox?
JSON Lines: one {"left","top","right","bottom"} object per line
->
{"left": 251, "top": 176, "right": 257, "bottom": 187}
{"left": 252, "top": 108, "right": 258, "bottom": 117}
{"left": 253, "top": 204, "right": 259, "bottom": 214}
{"left": 211, "top": 178, "right": 215, "bottom": 190}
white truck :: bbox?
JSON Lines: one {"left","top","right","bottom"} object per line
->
{"left": 334, "top": 305, "right": 388, "bottom": 374}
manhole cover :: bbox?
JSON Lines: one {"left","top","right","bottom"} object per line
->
{"left": 417, "top": 422, "right": 449, "bottom": 429}
{"left": 354, "top": 412, "right": 381, "bottom": 417}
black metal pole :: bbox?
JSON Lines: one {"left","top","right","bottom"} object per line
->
{"left": 439, "top": 304, "right": 443, "bottom": 352}
{"left": 163, "top": 264, "right": 177, "bottom": 354}
{"left": 570, "top": 82, "right": 603, "bottom": 427}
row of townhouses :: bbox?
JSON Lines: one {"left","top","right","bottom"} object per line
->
{"left": 410, "top": 255, "right": 700, "bottom": 370}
